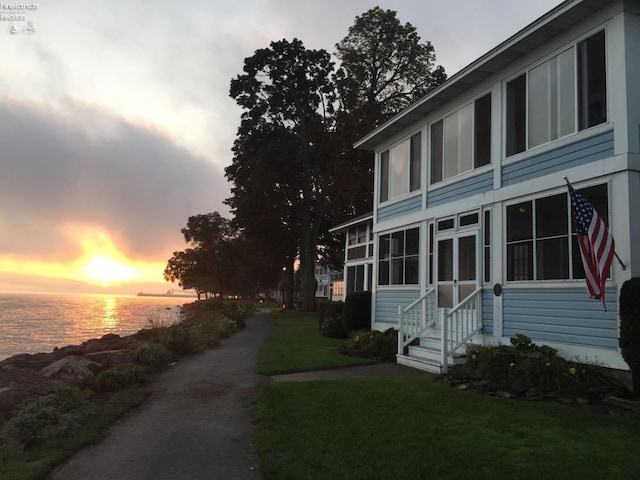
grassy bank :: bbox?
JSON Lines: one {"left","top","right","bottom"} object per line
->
{"left": 257, "top": 311, "right": 376, "bottom": 375}
{"left": 254, "top": 311, "right": 640, "bottom": 480}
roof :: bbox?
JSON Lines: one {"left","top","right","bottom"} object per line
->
{"left": 329, "top": 211, "right": 373, "bottom": 233}
{"left": 354, "top": 0, "right": 611, "bottom": 151}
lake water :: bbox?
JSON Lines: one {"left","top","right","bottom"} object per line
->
{"left": 0, "top": 293, "right": 196, "bottom": 360}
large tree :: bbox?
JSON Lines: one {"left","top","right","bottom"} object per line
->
{"left": 227, "top": 39, "right": 335, "bottom": 311}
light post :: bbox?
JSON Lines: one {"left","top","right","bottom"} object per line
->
{"left": 281, "top": 266, "right": 286, "bottom": 309}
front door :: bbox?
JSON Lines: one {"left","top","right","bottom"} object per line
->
{"left": 436, "top": 232, "right": 479, "bottom": 313}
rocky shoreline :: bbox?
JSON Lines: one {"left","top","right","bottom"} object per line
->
{"left": 0, "top": 329, "right": 159, "bottom": 420}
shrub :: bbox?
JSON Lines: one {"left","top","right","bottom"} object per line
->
{"left": 196, "top": 311, "right": 238, "bottom": 347}
{"left": 0, "top": 389, "right": 96, "bottom": 449}
{"left": 201, "top": 297, "right": 254, "bottom": 328}
{"left": 318, "top": 301, "right": 348, "bottom": 339}
{"left": 338, "top": 329, "right": 398, "bottom": 362}
{"left": 620, "top": 277, "right": 640, "bottom": 397}
{"left": 96, "top": 364, "right": 148, "bottom": 392}
{"left": 133, "top": 342, "right": 175, "bottom": 372}
{"left": 341, "top": 291, "right": 372, "bottom": 334}
{"left": 455, "top": 335, "right": 622, "bottom": 394}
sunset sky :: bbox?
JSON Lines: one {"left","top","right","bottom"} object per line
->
{"left": 0, "top": 0, "right": 560, "bottom": 295}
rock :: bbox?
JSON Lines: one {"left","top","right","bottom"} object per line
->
{"left": 496, "top": 390, "right": 515, "bottom": 398}
{"left": 84, "top": 350, "right": 131, "bottom": 369}
{"left": 40, "top": 355, "right": 101, "bottom": 386}
{"left": 0, "top": 352, "right": 56, "bottom": 371}
{"left": 0, "top": 365, "right": 62, "bottom": 415}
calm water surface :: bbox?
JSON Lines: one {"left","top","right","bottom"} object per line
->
{"left": 0, "top": 293, "right": 194, "bottom": 360}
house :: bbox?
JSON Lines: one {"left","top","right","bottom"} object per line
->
{"left": 341, "top": 0, "right": 640, "bottom": 373}
{"left": 314, "top": 263, "right": 340, "bottom": 299}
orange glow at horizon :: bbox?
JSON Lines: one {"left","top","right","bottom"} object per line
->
{"left": 0, "top": 226, "right": 167, "bottom": 288}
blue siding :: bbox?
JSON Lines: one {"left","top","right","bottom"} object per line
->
{"left": 482, "top": 289, "right": 494, "bottom": 336}
{"left": 502, "top": 287, "right": 618, "bottom": 350}
{"left": 375, "top": 289, "right": 421, "bottom": 325}
{"left": 502, "top": 130, "right": 614, "bottom": 187}
{"left": 426, "top": 170, "right": 493, "bottom": 207}
{"left": 377, "top": 195, "right": 421, "bottom": 222}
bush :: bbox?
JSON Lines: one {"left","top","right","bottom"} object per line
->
{"left": 454, "top": 335, "right": 622, "bottom": 394}
{"left": 620, "top": 277, "right": 640, "bottom": 397}
{"left": 133, "top": 342, "right": 175, "bottom": 372}
{"left": 337, "top": 328, "right": 398, "bottom": 362}
{"left": 96, "top": 364, "right": 148, "bottom": 392}
{"left": 341, "top": 291, "right": 372, "bottom": 334}
{"left": 318, "top": 301, "right": 347, "bottom": 339}
{"left": 196, "top": 311, "right": 238, "bottom": 347}
{"left": 201, "top": 298, "right": 254, "bottom": 328}
{"left": 0, "top": 389, "right": 96, "bottom": 449}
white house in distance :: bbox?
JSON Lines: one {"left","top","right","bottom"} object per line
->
{"left": 339, "top": 0, "right": 639, "bottom": 374}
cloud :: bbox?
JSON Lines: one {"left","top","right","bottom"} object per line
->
{"left": 0, "top": 97, "right": 228, "bottom": 263}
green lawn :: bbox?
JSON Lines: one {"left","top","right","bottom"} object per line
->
{"left": 255, "top": 312, "right": 640, "bottom": 480}
{"left": 256, "top": 311, "right": 376, "bottom": 375}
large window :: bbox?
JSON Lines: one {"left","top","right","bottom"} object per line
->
{"left": 378, "top": 228, "right": 419, "bottom": 285}
{"left": 431, "top": 93, "right": 491, "bottom": 184}
{"left": 506, "top": 184, "right": 609, "bottom": 281}
{"left": 380, "top": 132, "right": 421, "bottom": 202}
{"left": 506, "top": 31, "right": 606, "bottom": 156}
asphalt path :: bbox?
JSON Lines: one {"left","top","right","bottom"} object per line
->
{"left": 47, "top": 309, "right": 271, "bottom": 480}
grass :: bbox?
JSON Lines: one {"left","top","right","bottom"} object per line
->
{"left": 256, "top": 311, "right": 376, "bottom": 375}
{"left": 0, "top": 388, "right": 147, "bottom": 480}
{"left": 255, "top": 311, "right": 640, "bottom": 480}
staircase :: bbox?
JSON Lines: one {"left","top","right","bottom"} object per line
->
{"left": 396, "top": 287, "right": 483, "bottom": 374}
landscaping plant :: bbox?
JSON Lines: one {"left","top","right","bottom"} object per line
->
{"left": 620, "top": 277, "right": 640, "bottom": 397}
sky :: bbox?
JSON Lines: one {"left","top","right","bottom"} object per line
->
{"left": 0, "top": 0, "right": 561, "bottom": 295}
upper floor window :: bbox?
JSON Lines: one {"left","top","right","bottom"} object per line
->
{"left": 380, "top": 132, "right": 421, "bottom": 203}
{"left": 431, "top": 93, "right": 491, "bottom": 184}
{"left": 347, "top": 223, "right": 373, "bottom": 261}
{"left": 506, "top": 30, "right": 606, "bottom": 156}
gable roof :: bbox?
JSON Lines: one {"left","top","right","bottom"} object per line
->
{"left": 354, "top": 0, "right": 611, "bottom": 151}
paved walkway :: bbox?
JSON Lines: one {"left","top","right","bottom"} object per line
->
{"left": 47, "top": 310, "right": 419, "bottom": 479}
{"left": 47, "top": 310, "right": 272, "bottom": 480}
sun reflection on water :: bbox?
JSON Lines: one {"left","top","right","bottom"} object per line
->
{"left": 100, "top": 297, "right": 118, "bottom": 330}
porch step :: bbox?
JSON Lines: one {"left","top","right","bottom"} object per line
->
{"left": 396, "top": 354, "right": 443, "bottom": 374}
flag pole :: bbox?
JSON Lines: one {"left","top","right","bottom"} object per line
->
{"left": 563, "top": 176, "right": 626, "bottom": 270}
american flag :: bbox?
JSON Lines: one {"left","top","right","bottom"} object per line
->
{"left": 567, "top": 182, "right": 614, "bottom": 310}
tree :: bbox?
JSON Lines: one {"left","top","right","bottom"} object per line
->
{"left": 228, "top": 39, "right": 335, "bottom": 311}
{"left": 164, "top": 212, "right": 246, "bottom": 298}
{"left": 319, "top": 7, "right": 447, "bottom": 270}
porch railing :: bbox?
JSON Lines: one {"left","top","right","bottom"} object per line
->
{"left": 397, "top": 288, "right": 436, "bottom": 355}
{"left": 441, "top": 287, "right": 483, "bottom": 374}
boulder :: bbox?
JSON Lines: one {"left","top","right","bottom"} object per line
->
{"left": 0, "top": 365, "right": 62, "bottom": 415}
{"left": 40, "top": 355, "right": 101, "bottom": 386}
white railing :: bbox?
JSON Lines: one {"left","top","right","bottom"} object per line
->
{"left": 441, "top": 287, "right": 483, "bottom": 374}
{"left": 397, "top": 288, "right": 436, "bottom": 355}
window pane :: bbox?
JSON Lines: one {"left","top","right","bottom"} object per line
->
{"left": 405, "top": 228, "right": 419, "bottom": 255}
{"left": 390, "top": 259, "right": 404, "bottom": 285}
{"left": 578, "top": 30, "right": 606, "bottom": 130}
{"left": 347, "top": 245, "right": 367, "bottom": 260}
{"left": 459, "top": 103, "right": 474, "bottom": 174}
{"left": 474, "top": 93, "right": 492, "bottom": 167}
{"left": 506, "top": 202, "right": 533, "bottom": 242}
{"left": 444, "top": 112, "right": 459, "bottom": 179}
{"left": 558, "top": 48, "right": 576, "bottom": 137}
{"left": 528, "top": 61, "right": 550, "bottom": 148}
{"left": 438, "top": 239, "right": 453, "bottom": 281}
{"left": 410, "top": 133, "right": 421, "bottom": 192}
{"left": 379, "top": 235, "right": 390, "bottom": 259}
{"left": 536, "top": 193, "right": 568, "bottom": 238}
{"left": 405, "top": 256, "right": 419, "bottom": 284}
{"left": 507, "top": 241, "right": 533, "bottom": 280}
{"left": 380, "top": 150, "right": 389, "bottom": 202}
{"left": 460, "top": 213, "right": 479, "bottom": 227}
{"left": 357, "top": 226, "right": 366, "bottom": 243}
{"left": 347, "top": 266, "right": 356, "bottom": 294}
{"left": 431, "top": 121, "right": 443, "bottom": 183}
{"left": 537, "top": 237, "right": 569, "bottom": 279}
{"left": 458, "top": 236, "right": 476, "bottom": 281}
{"left": 506, "top": 75, "right": 526, "bottom": 156}
{"left": 355, "top": 265, "right": 365, "bottom": 292}
{"left": 378, "top": 260, "right": 389, "bottom": 285}
{"left": 437, "top": 218, "right": 454, "bottom": 231}
{"left": 572, "top": 234, "right": 585, "bottom": 279}
{"left": 391, "top": 231, "right": 404, "bottom": 257}
{"left": 389, "top": 141, "right": 409, "bottom": 199}
{"left": 348, "top": 228, "right": 356, "bottom": 245}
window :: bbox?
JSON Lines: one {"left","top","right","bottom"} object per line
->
{"left": 347, "top": 223, "right": 373, "bottom": 260}
{"left": 506, "top": 184, "right": 609, "bottom": 281}
{"left": 483, "top": 210, "right": 491, "bottom": 283}
{"left": 506, "top": 31, "right": 606, "bottom": 156}
{"left": 431, "top": 93, "right": 491, "bottom": 184}
{"left": 380, "top": 132, "right": 421, "bottom": 202}
{"left": 378, "top": 228, "right": 419, "bottom": 285}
